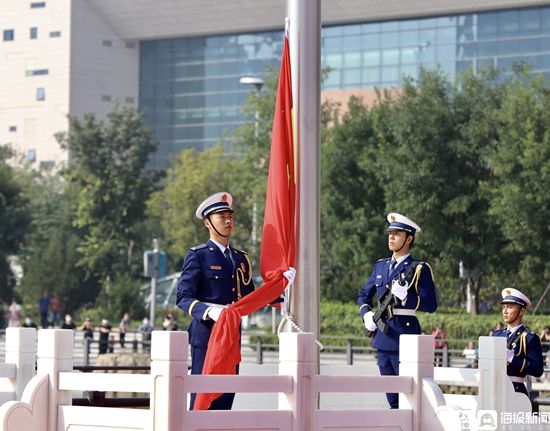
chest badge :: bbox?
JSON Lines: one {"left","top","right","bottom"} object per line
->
{"left": 240, "top": 262, "right": 246, "bottom": 272}
{"left": 210, "top": 265, "right": 222, "bottom": 270}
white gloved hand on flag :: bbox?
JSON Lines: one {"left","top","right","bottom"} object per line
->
{"left": 207, "top": 306, "right": 226, "bottom": 322}
{"left": 283, "top": 267, "right": 296, "bottom": 286}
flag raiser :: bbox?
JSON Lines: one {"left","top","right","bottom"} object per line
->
{"left": 194, "top": 34, "right": 296, "bottom": 410}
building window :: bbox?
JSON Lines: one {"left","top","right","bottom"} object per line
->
{"left": 101, "top": 94, "right": 112, "bottom": 102}
{"left": 49, "top": 31, "right": 61, "bottom": 38}
{"left": 124, "top": 96, "right": 135, "bottom": 104}
{"left": 9, "top": 126, "right": 17, "bottom": 132}
{"left": 30, "top": 2, "right": 46, "bottom": 8}
{"left": 40, "top": 160, "right": 55, "bottom": 169}
{"left": 30, "top": 27, "right": 38, "bottom": 39}
{"left": 102, "top": 39, "right": 112, "bottom": 47}
{"left": 36, "top": 87, "right": 45, "bottom": 101}
{"left": 27, "top": 149, "right": 36, "bottom": 162}
{"left": 26, "top": 69, "right": 49, "bottom": 76}
{"left": 3, "top": 29, "right": 14, "bottom": 41}
{"left": 125, "top": 41, "right": 136, "bottom": 49}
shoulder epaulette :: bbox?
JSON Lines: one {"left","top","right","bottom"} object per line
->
{"left": 190, "top": 243, "right": 207, "bottom": 251}
{"left": 232, "top": 247, "right": 248, "bottom": 255}
{"left": 376, "top": 257, "right": 390, "bottom": 263}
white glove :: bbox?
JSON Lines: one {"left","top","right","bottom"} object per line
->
{"left": 506, "top": 348, "right": 515, "bottom": 363}
{"left": 207, "top": 306, "right": 226, "bottom": 322}
{"left": 391, "top": 278, "right": 408, "bottom": 301}
{"left": 283, "top": 267, "right": 296, "bottom": 286}
{"left": 363, "top": 311, "right": 377, "bottom": 331}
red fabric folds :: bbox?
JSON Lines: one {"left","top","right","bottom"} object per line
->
{"left": 194, "top": 35, "right": 295, "bottom": 410}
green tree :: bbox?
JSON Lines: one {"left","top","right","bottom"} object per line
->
{"left": 94, "top": 273, "right": 146, "bottom": 323}
{"left": 17, "top": 174, "right": 97, "bottom": 314}
{"left": 373, "top": 69, "right": 507, "bottom": 311}
{"left": 488, "top": 73, "right": 550, "bottom": 302}
{"left": 0, "top": 145, "right": 31, "bottom": 303}
{"left": 147, "top": 145, "right": 242, "bottom": 266}
{"left": 320, "top": 96, "right": 387, "bottom": 301}
{"left": 57, "top": 106, "right": 159, "bottom": 282}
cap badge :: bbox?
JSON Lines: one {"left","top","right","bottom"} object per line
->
{"left": 390, "top": 215, "right": 396, "bottom": 221}
{"left": 221, "top": 194, "right": 228, "bottom": 202}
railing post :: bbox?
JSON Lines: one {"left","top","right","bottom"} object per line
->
{"left": 443, "top": 345, "right": 449, "bottom": 367}
{"left": 399, "top": 335, "right": 435, "bottom": 431}
{"left": 256, "top": 339, "right": 263, "bottom": 364}
{"left": 150, "top": 330, "right": 189, "bottom": 431}
{"left": 477, "top": 336, "right": 532, "bottom": 417}
{"left": 84, "top": 337, "right": 91, "bottom": 366}
{"left": 5, "top": 327, "right": 37, "bottom": 400}
{"left": 278, "top": 332, "right": 315, "bottom": 430}
{"left": 346, "top": 340, "right": 353, "bottom": 365}
{"left": 36, "top": 329, "right": 74, "bottom": 431}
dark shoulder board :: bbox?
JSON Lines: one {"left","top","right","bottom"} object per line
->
{"left": 189, "top": 243, "right": 207, "bottom": 251}
{"left": 232, "top": 247, "right": 248, "bottom": 255}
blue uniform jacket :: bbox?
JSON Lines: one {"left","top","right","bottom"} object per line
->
{"left": 176, "top": 239, "right": 255, "bottom": 348}
{"left": 493, "top": 326, "right": 544, "bottom": 379}
{"left": 358, "top": 255, "right": 437, "bottom": 352}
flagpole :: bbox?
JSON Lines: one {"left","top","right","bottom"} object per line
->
{"left": 286, "top": 0, "right": 321, "bottom": 341}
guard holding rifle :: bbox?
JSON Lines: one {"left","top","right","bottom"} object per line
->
{"left": 358, "top": 213, "right": 437, "bottom": 409}
{"left": 492, "top": 288, "right": 543, "bottom": 398}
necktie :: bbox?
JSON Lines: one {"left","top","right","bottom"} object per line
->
{"left": 389, "top": 259, "right": 397, "bottom": 276}
{"left": 224, "top": 248, "right": 234, "bottom": 269}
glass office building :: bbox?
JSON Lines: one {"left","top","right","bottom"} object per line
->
{"left": 140, "top": 5, "right": 550, "bottom": 168}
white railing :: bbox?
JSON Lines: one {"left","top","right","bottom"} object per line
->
{"left": 434, "top": 336, "right": 533, "bottom": 415}
{"left": 0, "top": 328, "right": 534, "bottom": 431}
{"left": 0, "top": 328, "right": 36, "bottom": 405}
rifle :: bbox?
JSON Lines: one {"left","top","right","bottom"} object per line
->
{"left": 364, "top": 261, "right": 420, "bottom": 338}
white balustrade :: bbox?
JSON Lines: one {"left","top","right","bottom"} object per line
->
{"left": 0, "top": 328, "right": 534, "bottom": 431}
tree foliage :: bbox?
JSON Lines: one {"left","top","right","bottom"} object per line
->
{"left": 17, "top": 173, "right": 97, "bottom": 314}
{"left": 320, "top": 97, "right": 387, "bottom": 300}
{"left": 57, "top": 106, "right": 159, "bottom": 281}
{"left": 0, "top": 145, "right": 31, "bottom": 302}
{"left": 488, "top": 73, "right": 550, "bottom": 291}
{"left": 147, "top": 145, "right": 243, "bottom": 268}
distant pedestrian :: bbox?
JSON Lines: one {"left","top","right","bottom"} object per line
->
{"left": 137, "top": 317, "right": 153, "bottom": 352}
{"left": 108, "top": 334, "right": 116, "bottom": 353}
{"left": 8, "top": 298, "right": 21, "bottom": 327}
{"left": 38, "top": 290, "right": 50, "bottom": 328}
{"left": 162, "top": 313, "right": 178, "bottom": 331}
{"left": 50, "top": 295, "right": 62, "bottom": 327}
{"left": 119, "top": 312, "right": 131, "bottom": 348}
{"left": 22, "top": 315, "right": 38, "bottom": 329}
{"left": 98, "top": 319, "right": 112, "bottom": 355}
{"left": 432, "top": 323, "right": 448, "bottom": 366}
{"left": 61, "top": 314, "right": 76, "bottom": 330}
{"left": 80, "top": 317, "right": 94, "bottom": 340}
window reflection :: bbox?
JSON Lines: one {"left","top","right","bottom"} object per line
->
{"left": 140, "top": 6, "right": 550, "bottom": 168}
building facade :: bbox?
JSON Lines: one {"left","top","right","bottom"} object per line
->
{"left": 1, "top": 0, "right": 550, "bottom": 168}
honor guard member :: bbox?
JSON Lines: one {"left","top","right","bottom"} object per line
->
{"left": 492, "top": 288, "right": 544, "bottom": 397}
{"left": 176, "top": 192, "right": 255, "bottom": 410}
{"left": 358, "top": 213, "right": 437, "bottom": 409}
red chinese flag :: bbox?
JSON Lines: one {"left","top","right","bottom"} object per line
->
{"left": 194, "top": 35, "right": 295, "bottom": 410}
